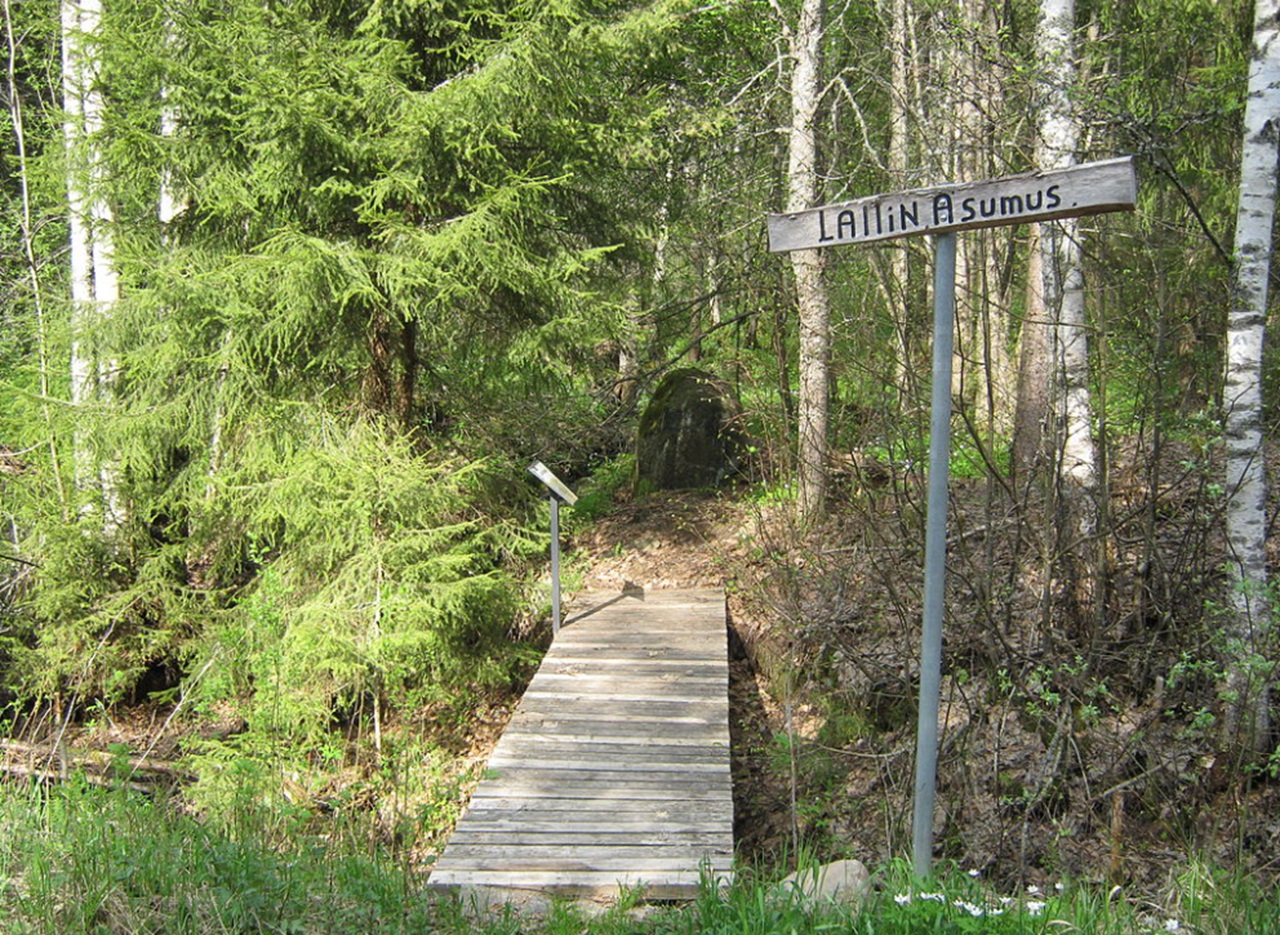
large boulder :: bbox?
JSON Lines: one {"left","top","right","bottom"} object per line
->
{"left": 634, "top": 368, "right": 745, "bottom": 493}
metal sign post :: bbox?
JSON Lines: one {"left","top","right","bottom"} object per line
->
{"left": 912, "top": 231, "right": 955, "bottom": 879}
{"left": 528, "top": 461, "right": 578, "bottom": 636}
{"left": 767, "top": 156, "right": 1137, "bottom": 879}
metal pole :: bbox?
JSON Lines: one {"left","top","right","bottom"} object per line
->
{"left": 911, "top": 231, "right": 956, "bottom": 879}
{"left": 550, "top": 495, "right": 562, "bottom": 636}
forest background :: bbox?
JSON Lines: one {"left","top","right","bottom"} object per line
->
{"left": 2, "top": 0, "right": 1280, "bottom": 903}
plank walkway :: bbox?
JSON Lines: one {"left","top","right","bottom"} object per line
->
{"left": 428, "top": 587, "right": 733, "bottom": 898}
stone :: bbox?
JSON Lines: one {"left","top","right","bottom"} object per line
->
{"left": 634, "top": 368, "right": 746, "bottom": 493}
{"left": 778, "top": 859, "right": 872, "bottom": 908}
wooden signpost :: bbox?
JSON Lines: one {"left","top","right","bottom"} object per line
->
{"left": 768, "top": 156, "right": 1136, "bottom": 253}
{"left": 767, "top": 155, "right": 1137, "bottom": 879}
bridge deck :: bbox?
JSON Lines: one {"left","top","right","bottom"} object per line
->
{"left": 428, "top": 587, "right": 733, "bottom": 898}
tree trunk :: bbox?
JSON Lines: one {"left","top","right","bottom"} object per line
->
{"left": 1037, "top": 0, "right": 1098, "bottom": 529}
{"left": 780, "top": 0, "right": 830, "bottom": 519}
{"left": 62, "top": 0, "right": 121, "bottom": 533}
{"left": 1221, "top": 0, "right": 1279, "bottom": 755}
{"left": 886, "top": 0, "right": 913, "bottom": 388}
{"left": 1013, "top": 225, "right": 1052, "bottom": 479}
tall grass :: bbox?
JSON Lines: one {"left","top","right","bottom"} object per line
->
{"left": 0, "top": 777, "right": 434, "bottom": 934}
{"left": 0, "top": 778, "right": 1275, "bottom": 934}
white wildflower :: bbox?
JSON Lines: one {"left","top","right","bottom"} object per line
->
{"left": 1026, "top": 901, "right": 1046, "bottom": 917}
{"left": 919, "top": 892, "right": 946, "bottom": 902}
{"left": 893, "top": 893, "right": 911, "bottom": 906}
{"left": 968, "top": 868, "right": 981, "bottom": 878}
{"left": 1164, "top": 920, "right": 1181, "bottom": 933}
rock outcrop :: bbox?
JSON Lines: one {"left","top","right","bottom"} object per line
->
{"left": 634, "top": 369, "right": 746, "bottom": 493}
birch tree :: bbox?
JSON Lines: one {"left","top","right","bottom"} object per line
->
{"left": 61, "top": 0, "right": 120, "bottom": 531}
{"left": 1222, "top": 0, "right": 1280, "bottom": 753}
{"left": 1036, "top": 0, "right": 1098, "bottom": 536}
{"left": 775, "top": 0, "right": 831, "bottom": 519}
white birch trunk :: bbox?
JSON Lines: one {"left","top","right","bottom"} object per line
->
{"left": 158, "top": 83, "right": 182, "bottom": 228}
{"left": 780, "top": 0, "right": 831, "bottom": 519}
{"left": 62, "top": 0, "right": 121, "bottom": 532}
{"left": 63, "top": 0, "right": 93, "bottom": 419}
{"left": 1222, "top": 0, "right": 1280, "bottom": 752}
{"left": 1036, "top": 0, "right": 1098, "bottom": 534}
{"left": 1014, "top": 226, "right": 1052, "bottom": 476}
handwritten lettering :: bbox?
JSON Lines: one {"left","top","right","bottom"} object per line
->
{"left": 932, "top": 194, "right": 953, "bottom": 226}
{"left": 768, "top": 157, "right": 1138, "bottom": 254}
{"left": 801, "top": 181, "right": 1079, "bottom": 249}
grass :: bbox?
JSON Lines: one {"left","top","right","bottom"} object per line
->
{"left": 0, "top": 777, "right": 1276, "bottom": 934}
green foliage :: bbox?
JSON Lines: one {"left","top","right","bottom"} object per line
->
{"left": 189, "top": 421, "right": 534, "bottom": 742}
{"left": 565, "top": 452, "right": 635, "bottom": 524}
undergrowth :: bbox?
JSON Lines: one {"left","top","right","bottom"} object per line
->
{"left": 0, "top": 778, "right": 1276, "bottom": 934}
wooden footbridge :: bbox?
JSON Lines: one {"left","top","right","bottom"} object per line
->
{"left": 428, "top": 587, "right": 734, "bottom": 898}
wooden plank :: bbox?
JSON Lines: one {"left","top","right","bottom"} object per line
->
{"left": 526, "top": 675, "right": 725, "bottom": 688}
{"left": 485, "top": 754, "right": 730, "bottom": 771}
{"left": 451, "top": 811, "right": 729, "bottom": 827}
{"left": 490, "top": 740, "right": 728, "bottom": 760}
{"left": 469, "top": 784, "right": 729, "bottom": 801}
{"left": 522, "top": 684, "right": 725, "bottom": 699}
{"left": 476, "top": 774, "right": 733, "bottom": 790}
{"left": 479, "top": 764, "right": 733, "bottom": 782}
{"left": 486, "top": 754, "right": 728, "bottom": 772}
{"left": 507, "top": 712, "right": 723, "bottom": 729}
{"left": 459, "top": 798, "right": 734, "bottom": 817}
{"left": 767, "top": 155, "right": 1137, "bottom": 252}
{"left": 534, "top": 648, "right": 722, "bottom": 663}
{"left": 453, "top": 828, "right": 730, "bottom": 842}
{"left": 451, "top": 830, "right": 729, "bottom": 844}
{"left": 500, "top": 717, "right": 729, "bottom": 738}
{"left": 514, "top": 686, "right": 727, "bottom": 701}
{"left": 541, "top": 658, "right": 725, "bottom": 671}
{"left": 431, "top": 856, "right": 732, "bottom": 873}
{"left": 558, "top": 622, "right": 724, "bottom": 635}
{"left": 486, "top": 748, "right": 732, "bottom": 763}
{"left": 440, "top": 845, "right": 732, "bottom": 862}
{"left": 553, "top": 627, "right": 725, "bottom": 641}
{"left": 442, "top": 838, "right": 731, "bottom": 850}
{"left": 494, "top": 731, "right": 729, "bottom": 748}
{"left": 449, "top": 830, "right": 732, "bottom": 846}
{"left": 513, "top": 696, "right": 728, "bottom": 713}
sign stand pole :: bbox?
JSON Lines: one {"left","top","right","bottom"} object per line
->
{"left": 527, "top": 461, "right": 578, "bottom": 639}
{"left": 550, "top": 495, "right": 562, "bottom": 636}
{"left": 911, "top": 232, "right": 956, "bottom": 878}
